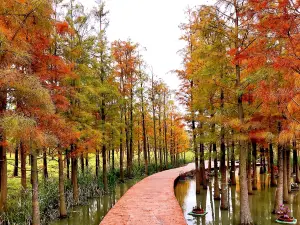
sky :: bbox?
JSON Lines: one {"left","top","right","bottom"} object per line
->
{"left": 82, "top": 0, "right": 213, "bottom": 93}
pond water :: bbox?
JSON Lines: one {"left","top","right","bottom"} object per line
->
{"left": 50, "top": 180, "right": 137, "bottom": 225}
{"left": 175, "top": 171, "right": 300, "bottom": 225}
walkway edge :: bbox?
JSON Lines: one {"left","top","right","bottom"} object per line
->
{"left": 100, "top": 163, "right": 194, "bottom": 225}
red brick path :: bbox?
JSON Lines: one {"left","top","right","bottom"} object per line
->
{"left": 100, "top": 163, "right": 194, "bottom": 225}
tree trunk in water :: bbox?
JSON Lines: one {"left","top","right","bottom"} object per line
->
{"left": 227, "top": 143, "right": 230, "bottom": 171}
{"left": 252, "top": 142, "right": 257, "bottom": 190}
{"left": 247, "top": 143, "right": 253, "bottom": 195}
{"left": 213, "top": 142, "right": 220, "bottom": 200}
{"left": 200, "top": 143, "right": 207, "bottom": 189}
{"left": 239, "top": 141, "right": 253, "bottom": 224}
{"left": 43, "top": 150, "right": 48, "bottom": 180}
{"left": 21, "top": 141, "right": 26, "bottom": 190}
{"left": 120, "top": 133, "right": 124, "bottom": 182}
{"left": 192, "top": 118, "right": 200, "bottom": 194}
{"left": 273, "top": 144, "right": 283, "bottom": 213}
{"left": 293, "top": 142, "right": 297, "bottom": 173}
{"left": 102, "top": 144, "right": 108, "bottom": 193}
{"left": 199, "top": 144, "right": 203, "bottom": 186}
{"left": 287, "top": 148, "right": 291, "bottom": 193}
{"left": 71, "top": 156, "right": 79, "bottom": 205}
{"left": 125, "top": 108, "right": 129, "bottom": 177}
{"left": 208, "top": 144, "right": 212, "bottom": 175}
{"left": 260, "top": 149, "right": 264, "bottom": 174}
{"left": 234, "top": 1, "right": 253, "bottom": 220}
{"left": 231, "top": 140, "right": 236, "bottom": 185}
{"left": 13, "top": 144, "right": 19, "bottom": 177}
{"left": 220, "top": 128, "right": 228, "bottom": 209}
{"left": 294, "top": 142, "right": 300, "bottom": 183}
{"left": 270, "top": 143, "right": 277, "bottom": 187}
{"left": 58, "top": 151, "right": 67, "bottom": 218}
{"left": 31, "top": 152, "right": 40, "bottom": 225}
{"left": 283, "top": 147, "right": 289, "bottom": 203}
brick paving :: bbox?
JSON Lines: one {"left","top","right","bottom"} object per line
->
{"left": 100, "top": 163, "right": 194, "bottom": 225}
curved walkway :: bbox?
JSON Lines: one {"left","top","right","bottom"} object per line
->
{"left": 100, "top": 163, "right": 194, "bottom": 225}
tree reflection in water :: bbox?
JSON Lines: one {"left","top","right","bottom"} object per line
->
{"left": 50, "top": 180, "right": 137, "bottom": 225}
{"left": 175, "top": 169, "right": 300, "bottom": 225}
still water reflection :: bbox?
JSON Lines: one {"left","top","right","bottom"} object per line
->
{"left": 50, "top": 180, "right": 137, "bottom": 225}
{"left": 175, "top": 171, "right": 300, "bottom": 225}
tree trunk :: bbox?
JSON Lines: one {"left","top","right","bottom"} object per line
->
{"left": 208, "top": 144, "right": 212, "bottom": 175}
{"left": 273, "top": 144, "right": 283, "bottom": 213}
{"left": 247, "top": 143, "right": 253, "bottom": 195}
{"left": 120, "top": 131, "right": 124, "bottom": 182}
{"left": 220, "top": 127, "right": 228, "bottom": 209}
{"left": 152, "top": 74, "right": 158, "bottom": 171}
{"left": 287, "top": 148, "right": 291, "bottom": 193}
{"left": 142, "top": 87, "right": 148, "bottom": 175}
{"left": 252, "top": 142, "right": 257, "bottom": 190}
{"left": 112, "top": 147, "right": 115, "bottom": 172}
{"left": 199, "top": 144, "right": 203, "bottom": 186}
{"left": 0, "top": 134, "right": 7, "bottom": 213}
{"left": 85, "top": 154, "right": 89, "bottom": 168}
{"left": 0, "top": 91, "right": 7, "bottom": 213}
{"left": 108, "top": 149, "right": 110, "bottom": 168}
{"left": 234, "top": 1, "right": 253, "bottom": 221}
{"left": 13, "top": 144, "right": 19, "bottom": 177}
{"left": 71, "top": 155, "right": 79, "bottom": 205}
{"left": 147, "top": 138, "right": 151, "bottom": 166}
{"left": 158, "top": 101, "right": 163, "bottom": 171}
{"left": 43, "top": 150, "right": 48, "bottom": 180}
{"left": 80, "top": 153, "right": 84, "bottom": 174}
{"left": 239, "top": 141, "right": 253, "bottom": 224}
{"left": 286, "top": 147, "right": 292, "bottom": 193}
{"left": 31, "top": 152, "right": 40, "bottom": 225}
{"left": 227, "top": 142, "right": 230, "bottom": 171}
{"left": 283, "top": 147, "right": 289, "bottom": 203}
{"left": 231, "top": 140, "right": 236, "bottom": 185}
{"left": 96, "top": 149, "right": 100, "bottom": 178}
{"left": 193, "top": 118, "right": 200, "bottom": 194}
{"left": 102, "top": 144, "right": 108, "bottom": 193}
{"left": 200, "top": 143, "right": 207, "bottom": 189}
{"left": 294, "top": 141, "right": 300, "bottom": 183}
{"left": 66, "top": 149, "right": 70, "bottom": 180}
{"left": 21, "top": 141, "right": 26, "bottom": 190}
{"left": 128, "top": 78, "right": 134, "bottom": 178}
{"left": 163, "top": 91, "right": 168, "bottom": 168}
{"left": 59, "top": 151, "right": 67, "bottom": 218}
{"left": 138, "top": 139, "right": 141, "bottom": 167}
{"left": 270, "top": 143, "right": 277, "bottom": 187}
{"left": 125, "top": 108, "right": 130, "bottom": 177}
{"left": 213, "top": 141, "right": 220, "bottom": 200}
{"left": 260, "top": 149, "right": 264, "bottom": 174}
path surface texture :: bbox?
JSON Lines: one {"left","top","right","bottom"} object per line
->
{"left": 100, "top": 163, "right": 194, "bottom": 225}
